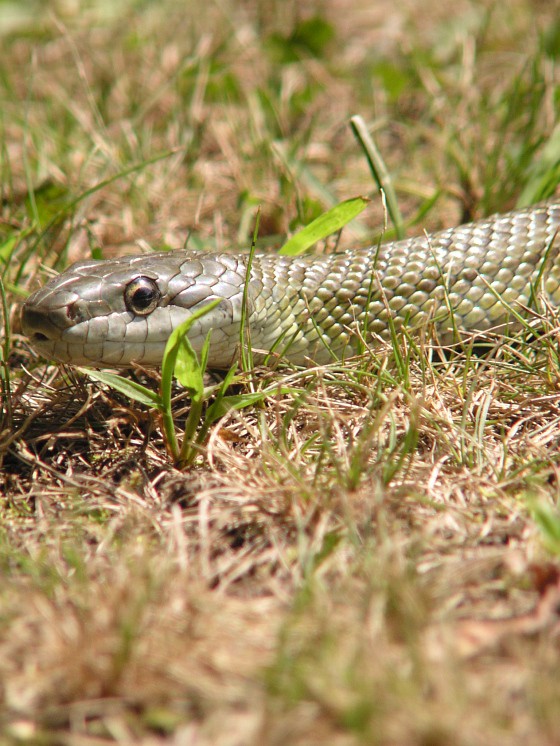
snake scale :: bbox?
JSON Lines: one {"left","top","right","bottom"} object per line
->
{"left": 22, "top": 200, "right": 560, "bottom": 369}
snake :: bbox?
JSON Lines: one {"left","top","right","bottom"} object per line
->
{"left": 22, "top": 200, "right": 560, "bottom": 369}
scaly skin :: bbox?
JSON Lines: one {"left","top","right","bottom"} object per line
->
{"left": 22, "top": 201, "right": 560, "bottom": 368}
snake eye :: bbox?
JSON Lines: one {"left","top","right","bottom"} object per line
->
{"left": 124, "top": 276, "right": 161, "bottom": 316}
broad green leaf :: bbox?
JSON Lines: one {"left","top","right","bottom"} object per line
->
{"left": 206, "top": 385, "right": 298, "bottom": 423}
{"left": 205, "top": 391, "right": 268, "bottom": 422}
{"left": 198, "top": 331, "right": 212, "bottom": 377}
{"left": 279, "top": 196, "right": 369, "bottom": 256}
{"left": 174, "top": 333, "right": 204, "bottom": 401}
{"left": 78, "top": 368, "right": 162, "bottom": 408}
{"left": 160, "top": 299, "right": 221, "bottom": 406}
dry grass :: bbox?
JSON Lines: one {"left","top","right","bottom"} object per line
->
{"left": 2, "top": 0, "right": 560, "bottom": 743}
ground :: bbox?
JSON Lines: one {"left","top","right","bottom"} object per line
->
{"left": 1, "top": 0, "right": 560, "bottom": 743}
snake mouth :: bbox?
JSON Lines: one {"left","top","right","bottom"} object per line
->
{"left": 21, "top": 307, "right": 63, "bottom": 347}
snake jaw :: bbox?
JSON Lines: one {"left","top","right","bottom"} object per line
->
{"left": 22, "top": 248, "right": 262, "bottom": 368}
{"left": 21, "top": 307, "right": 63, "bottom": 350}
{"left": 22, "top": 281, "right": 79, "bottom": 363}
{"left": 21, "top": 257, "right": 247, "bottom": 367}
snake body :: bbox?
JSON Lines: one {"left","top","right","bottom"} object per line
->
{"left": 22, "top": 201, "right": 560, "bottom": 369}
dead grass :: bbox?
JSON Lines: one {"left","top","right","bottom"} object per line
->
{"left": 2, "top": 0, "right": 560, "bottom": 743}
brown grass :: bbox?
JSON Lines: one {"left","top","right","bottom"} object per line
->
{"left": 2, "top": 0, "right": 560, "bottom": 743}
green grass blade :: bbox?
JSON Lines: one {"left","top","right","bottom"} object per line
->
{"left": 0, "top": 274, "right": 12, "bottom": 424}
{"left": 205, "top": 391, "right": 268, "bottom": 422}
{"left": 350, "top": 114, "right": 405, "bottom": 240}
{"left": 158, "top": 299, "right": 221, "bottom": 466}
{"left": 517, "top": 124, "right": 560, "bottom": 206}
{"left": 173, "top": 334, "right": 205, "bottom": 403}
{"left": 279, "top": 196, "right": 369, "bottom": 256}
{"left": 77, "top": 368, "right": 162, "bottom": 408}
{"left": 240, "top": 209, "right": 260, "bottom": 371}
{"left": 160, "top": 299, "right": 222, "bottom": 406}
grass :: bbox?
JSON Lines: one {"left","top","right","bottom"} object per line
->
{"left": 2, "top": 0, "right": 560, "bottom": 743}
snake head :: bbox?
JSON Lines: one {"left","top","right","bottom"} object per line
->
{"left": 22, "top": 250, "right": 256, "bottom": 368}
